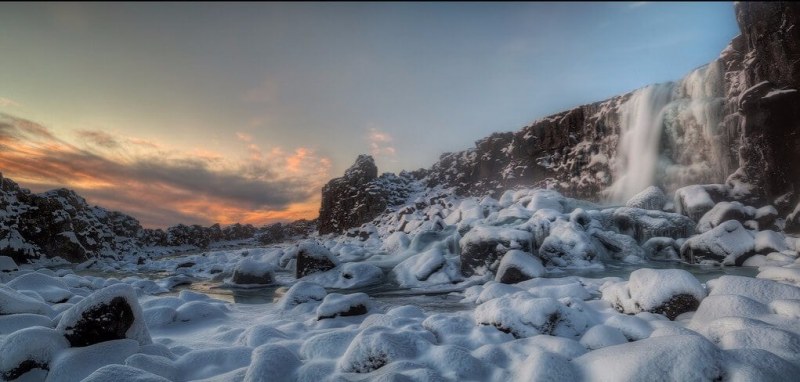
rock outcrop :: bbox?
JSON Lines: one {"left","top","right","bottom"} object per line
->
{"left": 318, "top": 155, "right": 416, "bottom": 235}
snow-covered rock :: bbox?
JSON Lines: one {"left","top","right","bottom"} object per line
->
{"left": 680, "top": 220, "right": 756, "bottom": 265}
{"left": 316, "top": 293, "right": 372, "bottom": 320}
{"left": 473, "top": 292, "right": 589, "bottom": 338}
{"left": 295, "top": 242, "right": 339, "bottom": 278}
{"left": 625, "top": 186, "right": 667, "bottom": 210}
{"left": 602, "top": 268, "right": 706, "bottom": 320}
{"left": 231, "top": 258, "right": 275, "bottom": 286}
{"left": 696, "top": 201, "right": 750, "bottom": 233}
{"left": 459, "top": 226, "right": 532, "bottom": 276}
{"left": 0, "top": 326, "right": 69, "bottom": 381}
{"left": 494, "top": 250, "right": 545, "bottom": 284}
{"left": 0, "top": 256, "right": 18, "bottom": 272}
{"left": 56, "top": 284, "right": 151, "bottom": 347}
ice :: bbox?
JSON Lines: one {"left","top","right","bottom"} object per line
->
{"left": 625, "top": 185, "right": 667, "bottom": 210}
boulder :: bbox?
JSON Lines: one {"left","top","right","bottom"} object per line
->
{"left": 625, "top": 186, "right": 667, "bottom": 210}
{"left": 601, "top": 268, "right": 706, "bottom": 320}
{"left": 316, "top": 293, "right": 371, "bottom": 320}
{"left": 680, "top": 220, "right": 756, "bottom": 265}
{"left": 611, "top": 208, "right": 695, "bottom": 243}
{"left": 495, "top": 250, "right": 545, "bottom": 284}
{"left": 231, "top": 258, "right": 274, "bottom": 286}
{"left": 459, "top": 226, "right": 532, "bottom": 276}
{"left": 295, "top": 243, "right": 338, "bottom": 279}
{"left": 56, "top": 284, "right": 151, "bottom": 347}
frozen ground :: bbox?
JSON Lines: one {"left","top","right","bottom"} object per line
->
{"left": 2, "top": 187, "right": 800, "bottom": 381}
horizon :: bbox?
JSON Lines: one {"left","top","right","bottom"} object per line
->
{"left": 0, "top": 2, "right": 739, "bottom": 228}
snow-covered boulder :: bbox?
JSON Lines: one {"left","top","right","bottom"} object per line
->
{"left": 81, "top": 364, "right": 171, "bottom": 382}
{"left": 392, "top": 246, "right": 461, "bottom": 287}
{"left": 295, "top": 243, "right": 338, "bottom": 278}
{"left": 474, "top": 292, "right": 589, "bottom": 338}
{"left": 243, "top": 345, "right": 301, "bottom": 382}
{"left": 6, "top": 272, "right": 74, "bottom": 303}
{"left": 338, "top": 326, "right": 434, "bottom": 373}
{"left": 56, "top": 284, "right": 151, "bottom": 347}
{"left": 575, "top": 335, "right": 726, "bottom": 381}
{"left": 601, "top": 268, "right": 706, "bottom": 320}
{"left": 625, "top": 186, "right": 667, "bottom": 210}
{"left": 0, "top": 326, "right": 69, "bottom": 381}
{"left": 459, "top": 226, "right": 532, "bottom": 276}
{"left": 277, "top": 281, "right": 327, "bottom": 310}
{"left": 231, "top": 258, "right": 275, "bottom": 286}
{"left": 0, "top": 256, "right": 18, "bottom": 273}
{"left": 696, "top": 201, "right": 751, "bottom": 233}
{"left": 494, "top": 250, "right": 545, "bottom": 284}
{"left": 611, "top": 208, "right": 695, "bottom": 243}
{"left": 0, "top": 285, "right": 53, "bottom": 316}
{"left": 301, "top": 262, "right": 383, "bottom": 289}
{"left": 642, "top": 237, "right": 681, "bottom": 261}
{"left": 316, "top": 293, "right": 371, "bottom": 320}
{"left": 590, "top": 229, "right": 646, "bottom": 262}
{"left": 754, "top": 205, "right": 778, "bottom": 230}
{"left": 674, "top": 184, "right": 724, "bottom": 221}
{"left": 680, "top": 220, "right": 756, "bottom": 265}
{"left": 785, "top": 200, "right": 800, "bottom": 234}
{"left": 538, "top": 220, "right": 598, "bottom": 267}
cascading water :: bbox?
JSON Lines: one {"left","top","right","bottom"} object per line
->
{"left": 607, "top": 61, "right": 728, "bottom": 203}
{"left": 607, "top": 83, "right": 676, "bottom": 202}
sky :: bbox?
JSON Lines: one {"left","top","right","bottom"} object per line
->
{"left": 0, "top": 2, "right": 740, "bottom": 228}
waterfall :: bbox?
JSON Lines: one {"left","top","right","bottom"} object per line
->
{"left": 607, "top": 83, "right": 676, "bottom": 202}
{"left": 605, "top": 62, "right": 728, "bottom": 203}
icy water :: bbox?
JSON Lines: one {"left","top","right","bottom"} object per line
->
{"left": 75, "top": 259, "right": 757, "bottom": 313}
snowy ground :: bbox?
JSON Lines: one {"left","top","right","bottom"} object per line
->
{"left": 2, "top": 187, "right": 800, "bottom": 381}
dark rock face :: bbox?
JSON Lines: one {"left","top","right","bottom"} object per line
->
{"left": 318, "top": 155, "right": 416, "bottom": 234}
{"left": 649, "top": 294, "right": 701, "bottom": 321}
{"left": 62, "top": 296, "right": 135, "bottom": 347}
{"left": 733, "top": 2, "right": 800, "bottom": 207}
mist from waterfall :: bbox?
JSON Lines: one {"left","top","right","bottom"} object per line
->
{"left": 608, "top": 83, "right": 676, "bottom": 202}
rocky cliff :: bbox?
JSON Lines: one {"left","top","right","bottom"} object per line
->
{"left": 0, "top": 173, "right": 314, "bottom": 264}
{"left": 318, "top": 2, "right": 800, "bottom": 234}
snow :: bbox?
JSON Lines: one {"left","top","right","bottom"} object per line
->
{"left": 315, "top": 292, "right": 371, "bottom": 320}
{"left": 601, "top": 268, "right": 706, "bottom": 318}
{"left": 495, "top": 250, "right": 545, "bottom": 283}
{"left": 681, "top": 220, "right": 755, "bottom": 265}
{"left": 0, "top": 256, "right": 18, "bottom": 272}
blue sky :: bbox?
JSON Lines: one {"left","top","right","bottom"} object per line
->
{"left": 0, "top": 2, "right": 740, "bottom": 226}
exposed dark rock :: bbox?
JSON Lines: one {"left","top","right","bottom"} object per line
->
{"left": 295, "top": 243, "right": 338, "bottom": 278}
{"left": 62, "top": 296, "right": 135, "bottom": 347}
{"left": 649, "top": 294, "right": 701, "bottom": 320}
{"left": 317, "top": 304, "right": 367, "bottom": 320}
{"left": 176, "top": 261, "right": 196, "bottom": 269}
{"left": 2, "top": 360, "right": 49, "bottom": 381}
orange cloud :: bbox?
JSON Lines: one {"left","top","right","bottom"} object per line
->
{"left": 0, "top": 112, "right": 331, "bottom": 228}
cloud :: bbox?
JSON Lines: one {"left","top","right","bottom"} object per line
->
{"left": 0, "top": 112, "right": 331, "bottom": 227}
{"left": 367, "top": 127, "right": 397, "bottom": 158}
{"left": 76, "top": 129, "right": 121, "bottom": 149}
{"left": 0, "top": 97, "right": 22, "bottom": 108}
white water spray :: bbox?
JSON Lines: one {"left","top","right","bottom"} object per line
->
{"left": 608, "top": 83, "right": 676, "bottom": 202}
